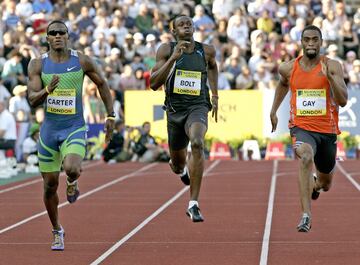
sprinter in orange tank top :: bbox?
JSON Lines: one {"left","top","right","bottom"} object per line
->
{"left": 270, "top": 25, "right": 348, "bottom": 232}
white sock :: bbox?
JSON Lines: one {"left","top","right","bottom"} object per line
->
{"left": 67, "top": 179, "right": 77, "bottom": 185}
{"left": 303, "top": 212, "right": 311, "bottom": 218}
{"left": 180, "top": 166, "right": 188, "bottom": 177}
{"left": 188, "top": 200, "right": 198, "bottom": 209}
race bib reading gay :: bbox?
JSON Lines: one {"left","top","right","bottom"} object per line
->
{"left": 296, "top": 89, "right": 326, "bottom": 116}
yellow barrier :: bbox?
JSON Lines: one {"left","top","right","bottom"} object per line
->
{"left": 124, "top": 90, "right": 264, "bottom": 141}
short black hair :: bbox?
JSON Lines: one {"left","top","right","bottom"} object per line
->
{"left": 46, "top": 20, "right": 68, "bottom": 33}
{"left": 301, "top": 25, "right": 322, "bottom": 40}
{"left": 170, "top": 14, "right": 189, "bottom": 30}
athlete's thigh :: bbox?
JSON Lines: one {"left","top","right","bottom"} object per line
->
{"left": 60, "top": 125, "right": 87, "bottom": 160}
{"left": 314, "top": 133, "right": 337, "bottom": 174}
{"left": 167, "top": 110, "right": 189, "bottom": 151}
{"left": 290, "top": 127, "right": 318, "bottom": 157}
{"left": 185, "top": 106, "right": 208, "bottom": 139}
{"left": 38, "top": 124, "right": 61, "bottom": 173}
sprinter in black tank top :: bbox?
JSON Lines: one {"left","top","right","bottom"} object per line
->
{"left": 150, "top": 15, "right": 218, "bottom": 222}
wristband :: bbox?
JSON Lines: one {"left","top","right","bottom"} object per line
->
{"left": 105, "top": 116, "right": 116, "bottom": 121}
{"left": 212, "top": 95, "right": 219, "bottom": 98}
{"left": 45, "top": 86, "right": 51, "bottom": 94}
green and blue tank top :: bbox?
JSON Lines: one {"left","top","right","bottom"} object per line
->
{"left": 41, "top": 49, "right": 85, "bottom": 127}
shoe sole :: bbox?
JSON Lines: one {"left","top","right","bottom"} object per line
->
{"left": 186, "top": 211, "right": 204, "bottom": 222}
{"left": 297, "top": 225, "right": 311, "bottom": 232}
{"left": 51, "top": 247, "right": 64, "bottom": 251}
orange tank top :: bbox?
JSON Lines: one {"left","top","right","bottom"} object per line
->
{"left": 289, "top": 56, "right": 340, "bottom": 134}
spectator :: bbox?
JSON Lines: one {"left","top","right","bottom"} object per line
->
{"left": 3, "top": 0, "right": 21, "bottom": 30}
{"left": 257, "top": 10, "right": 274, "bottom": 34}
{"left": 16, "top": 0, "right": 34, "bottom": 19}
{"left": 348, "top": 59, "right": 360, "bottom": 90}
{"left": 339, "top": 20, "right": 359, "bottom": 58}
{"left": 344, "top": 51, "right": 357, "bottom": 83}
{"left": 133, "top": 121, "right": 164, "bottom": 163}
{"left": 1, "top": 51, "right": 26, "bottom": 92}
{"left": 22, "top": 123, "right": 39, "bottom": 162}
{"left": 135, "top": 4, "right": 153, "bottom": 35}
{"left": 76, "top": 6, "right": 95, "bottom": 32}
{"left": 102, "top": 120, "right": 132, "bottom": 162}
{"left": 32, "top": 0, "right": 53, "bottom": 14}
{"left": 0, "top": 79, "right": 11, "bottom": 103}
{"left": 0, "top": 100, "right": 17, "bottom": 155}
{"left": 193, "top": 4, "right": 215, "bottom": 34}
{"left": 235, "top": 65, "right": 254, "bottom": 90}
{"left": 9, "top": 85, "right": 31, "bottom": 122}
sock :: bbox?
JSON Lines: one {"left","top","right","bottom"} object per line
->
{"left": 180, "top": 166, "right": 188, "bottom": 177}
{"left": 303, "top": 212, "right": 310, "bottom": 218}
{"left": 67, "top": 179, "right": 77, "bottom": 185}
{"left": 188, "top": 200, "right": 198, "bottom": 209}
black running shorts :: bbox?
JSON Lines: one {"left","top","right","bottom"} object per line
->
{"left": 166, "top": 105, "right": 209, "bottom": 151}
{"left": 290, "top": 126, "right": 337, "bottom": 174}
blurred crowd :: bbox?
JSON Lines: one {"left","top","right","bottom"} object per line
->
{"left": 0, "top": 0, "right": 359, "bottom": 163}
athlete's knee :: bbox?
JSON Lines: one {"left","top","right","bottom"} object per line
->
{"left": 64, "top": 164, "right": 81, "bottom": 179}
{"left": 319, "top": 176, "right": 332, "bottom": 192}
{"left": 169, "top": 160, "right": 184, "bottom": 174}
{"left": 43, "top": 178, "right": 59, "bottom": 197}
{"left": 297, "top": 144, "right": 314, "bottom": 167}
{"left": 190, "top": 138, "right": 204, "bottom": 152}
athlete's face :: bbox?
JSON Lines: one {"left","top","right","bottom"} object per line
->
{"left": 301, "top": 30, "right": 322, "bottom": 59}
{"left": 173, "top": 17, "right": 194, "bottom": 41}
{"left": 46, "top": 23, "right": 69, "bottom": 52}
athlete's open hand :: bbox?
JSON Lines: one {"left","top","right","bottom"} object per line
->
{"left": 47, "top": 75, "right": 60, "bottom": 93}
{"left": 270, "top": 112, "right": 278, "bottom": 132}
{"left": 104, "top": 119, "right": 115, "bottom": 144}
{"left": 171, "top": 41, "right": 191, "bottom": 61}
{"left": 211, "top": 95, "right": 218, "bottom": 122}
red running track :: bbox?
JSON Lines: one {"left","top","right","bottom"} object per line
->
{"left": 0, "top": 160, "right": 359, "bottom": 265}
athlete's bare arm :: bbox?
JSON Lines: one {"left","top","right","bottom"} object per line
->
{"left": 79, "top": 53, "right": 114, "bottom": 142}
{"left": 204, "top": 44, "right": 218, "bottom": 122}
{"left": 270, "top": 60, "right": 294, "bottom": 132}
{"left": 150, "top": 41, "right": 191, "bottom": 90}
{"left": 321, "top": 59, "right": 348, "bottom": 107}
{"left": 27, "top": 58, "right": 59, "bottom": 107}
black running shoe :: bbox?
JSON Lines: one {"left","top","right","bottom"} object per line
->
{"left": 186, "top": 205, "right": 204, "bottom": 222}
{"left": 312, "top": 174, "right": 320, "bottom": 200}
{"left": 180, "top": 167, "right": 190, "bottom": 186}
{"left": 297, "top": 215, "right": 311, "bottom": 232}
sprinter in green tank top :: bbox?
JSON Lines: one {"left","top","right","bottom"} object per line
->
{"left": 150, "top": 15, "right": 218, "bottom": 222}
{"left": 27, "top": 20, "right": 115, "bottom": 250}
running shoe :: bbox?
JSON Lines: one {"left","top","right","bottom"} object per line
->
{"left": 169, "top": 160, "right": 190, "bottom": 186}
{"left": 186, "top": 205, "right": 204, "bottom": 222}
{"left": 297, "top": 214, "right": 311, "bottom": 232}
{"left": 66, "top": 179, "right": 80, "bottom": 203}
{"left": 311, "top": 174, "right": 320, "bottom": 200}
{"left": 51, "top": 226, "right": 65, "bottom": 251}
{"left": 179, "top": 166, "right": 190, "bottom": 186}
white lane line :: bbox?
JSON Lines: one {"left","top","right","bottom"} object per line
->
{"left": 90, "top": 160, "right": 221, "bottom": 265}
{"left": 0, "top": 163, "right": 157, "bottom": 235}
{"left": 259, "top": 160, "right": 278, "bottom": 265}
{"left": 337, "top": 162, "right": 360, "bottom": 191}
{"left": 0, "top": 160, "right": 102, "bottom": 195}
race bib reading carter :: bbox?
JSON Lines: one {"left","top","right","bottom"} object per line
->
{"left": 296, "top": 89, "right": 326, "bottom": 116}
{"left": 173, "top": 69, "right": 201, "bottom": 96}
{"left": 47, "top": 88, "right": 76, "bottom": 115}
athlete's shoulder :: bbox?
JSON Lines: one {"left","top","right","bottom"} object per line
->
{"left": 279, "top": 59, "right": 295, "bottom": 77}
{"left": 28, "top": 56, "right": 43, "bottom": 74}
{"left": 198, "top": 42, "right": 215, "bottom": 60}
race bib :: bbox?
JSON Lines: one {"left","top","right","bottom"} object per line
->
{"left": 47, "top": 88, "right": 76, "bottom": 115}
{"left": 296, "top": 89, "right": 326, "bottom": 116}
{"left": 173, "top": 69, "right": 201, "bottom": 96}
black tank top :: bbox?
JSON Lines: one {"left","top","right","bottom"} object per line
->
{"left": 165, "top": 41, "right": 211, "bottom": 112}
